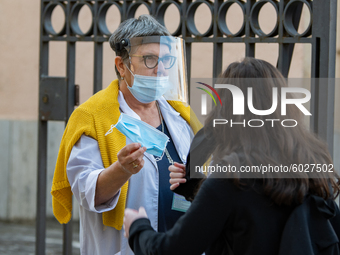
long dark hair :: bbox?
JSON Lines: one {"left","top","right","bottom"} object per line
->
{"left": 205, "top": 57, "right": 340, "bottom": 206}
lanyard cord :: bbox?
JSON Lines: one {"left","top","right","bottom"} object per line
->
{"left": 156, "top": 102, "right": 174, "bottom": 165}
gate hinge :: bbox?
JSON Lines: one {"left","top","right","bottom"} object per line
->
{"left": 74, "top": 85, "right": 80, "bottom": 106}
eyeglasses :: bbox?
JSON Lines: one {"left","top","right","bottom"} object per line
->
{"left": 130, "top": 54, "right": 177, "bottom": 69}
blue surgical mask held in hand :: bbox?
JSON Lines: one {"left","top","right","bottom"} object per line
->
{"left": 125, "top": 64, "right": 170, "bottom": 103}
{"left": 105, "top": 113, "right": 169, "bottom": 158}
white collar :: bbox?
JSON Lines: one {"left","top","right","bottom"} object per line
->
{"left": 117, "top": 91, "right": 180, "bottom": 120}
{"left": 117, "top": 90, "right": 141, "bottom": 120}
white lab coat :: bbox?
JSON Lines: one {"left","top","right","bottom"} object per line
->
{"left": 67, "top": 91, "right": 193, "bottom": 255}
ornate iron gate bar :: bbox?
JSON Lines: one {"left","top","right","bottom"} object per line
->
{"left": 37, "top": 1, "right": 337, "bottom": 254}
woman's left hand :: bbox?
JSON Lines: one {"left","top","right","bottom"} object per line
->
{"left": 124, "top": 207, "right": 148, "bottom": 238}
{"left": 169, "top": 162, "right": 187, "bottom": 190}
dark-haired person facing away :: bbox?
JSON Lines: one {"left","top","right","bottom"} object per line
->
{"left": 123, "top": 57, "right": 340, "bottom": 255}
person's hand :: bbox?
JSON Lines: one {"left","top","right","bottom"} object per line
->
{"left": 117, "top": 143, "right": 147, "bottom": 175}
{"left": 124, "top": 207, "right": 148, "bottom": 238}
{"left": 169, "top": 162, "right": 187, "bottom": 190}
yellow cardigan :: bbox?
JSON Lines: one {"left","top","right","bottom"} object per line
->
{"left": 51, "top": 79, "right": 202, "bottom": 230}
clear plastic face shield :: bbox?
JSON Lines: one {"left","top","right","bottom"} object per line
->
{"left": 116, "top": 36, "right": 188, "bottom": 104}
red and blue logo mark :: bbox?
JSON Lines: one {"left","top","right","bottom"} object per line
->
{"left": 196, "top": 82, "right": 222, "bottom": 106}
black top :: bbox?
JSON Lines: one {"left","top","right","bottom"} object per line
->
{"left": 129, "top": 178, "right": 340, "bottom": 255}
{"left": 155, "top": 121, "right": 184, "bottom": 232}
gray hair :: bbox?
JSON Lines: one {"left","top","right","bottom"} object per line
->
{"left": 109, "top": 14, "right": 171, "bottom": 79}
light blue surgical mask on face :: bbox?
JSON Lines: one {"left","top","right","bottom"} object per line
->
{"left": 125, "top": 64, "right": 170, "bottom": 104}
{"left": 105, "top": 113, "right": 169, "bottom": 158}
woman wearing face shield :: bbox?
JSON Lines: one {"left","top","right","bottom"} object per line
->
{"left": 51, "top": 15, "right": 201, "bottom": 255}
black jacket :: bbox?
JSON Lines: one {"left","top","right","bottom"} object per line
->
{"left": 129, "top": 177, "right": 340, "bottom": 255}
{"left": 129, "top": 128, "right": 340, "bottom": 254}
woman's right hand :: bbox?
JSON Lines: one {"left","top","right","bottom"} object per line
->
{"left": 95, "top": 143, "right": 146, "bottom": 206}
{"left": 117, "top": 143, "right": 147, "bottom": 175}
{"left": 169, "top": 162, "right": 187, "bottom": 190}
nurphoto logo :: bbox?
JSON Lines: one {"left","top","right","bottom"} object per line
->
{"left": 197, "top": 82, "right": 312, "bottom": 128}
{"left": 196, "top": 82, "right": 222, "bottom": 115}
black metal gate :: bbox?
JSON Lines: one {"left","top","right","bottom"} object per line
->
{"left": 37, "top": 0, "right": 337, "bottom": 254}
